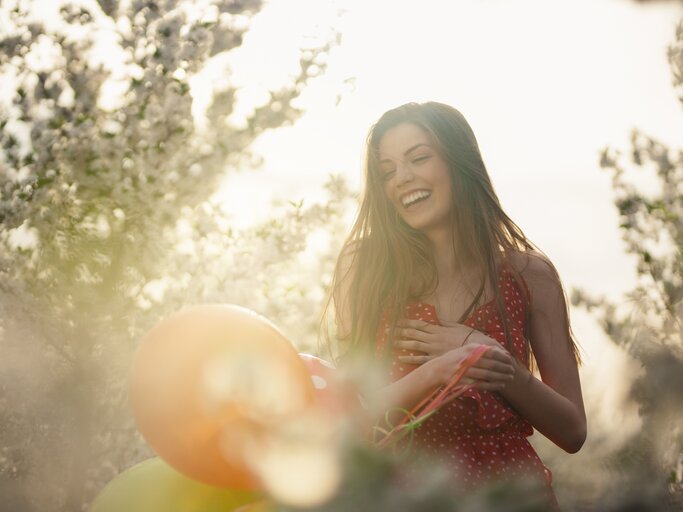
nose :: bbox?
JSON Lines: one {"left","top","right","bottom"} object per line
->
{"left": 395, "top": 162, "right": 414, "bottom": 186}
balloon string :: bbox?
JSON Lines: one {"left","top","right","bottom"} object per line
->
{"left": 375, "top": 345, "right": 489, "bottom": 449}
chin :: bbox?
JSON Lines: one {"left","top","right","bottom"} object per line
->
{"left": 401, "top": 215, "right": 448, "bottom": 233}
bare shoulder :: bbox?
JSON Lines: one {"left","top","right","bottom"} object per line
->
{"left": 505, "top": 250, "right": 563, "bottom": 297}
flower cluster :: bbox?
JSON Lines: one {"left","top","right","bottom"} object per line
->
{"left": 0, "top": 1, "right": 345, "bottom": 510}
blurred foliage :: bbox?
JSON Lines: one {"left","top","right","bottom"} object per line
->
{"left": 0, "top": 1, "right": 350, "bottom": 511}
{"left": 571, "top": 16, "right": 683, "bottom": 505}
{"left": 280, "top": 441, "right": 551, "bottom": 512}
{"left": 268, "top": 439, "right": 676, "bottom": 512}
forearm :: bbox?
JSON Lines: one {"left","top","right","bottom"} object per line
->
{"left": 363, "top": 360, "right": 441, "bottom": 427}
{"left": 501, "top": 360, "right": 586, "bottom": 453}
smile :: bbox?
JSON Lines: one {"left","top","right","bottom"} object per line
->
{"left": 401, "top": 190, "right": 431, "bottom": 208}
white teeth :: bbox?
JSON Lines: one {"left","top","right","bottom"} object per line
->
{"left": 401, "top": 190, "right": 431, "bottom": 208}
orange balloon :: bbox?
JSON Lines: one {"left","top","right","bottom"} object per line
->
{"left": 129, "top": 304, "right": 316, "bottom": 489}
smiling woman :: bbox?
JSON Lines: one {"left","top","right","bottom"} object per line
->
{"left": 324, "top": 102, "right": 586, "bottom": 510}
{"left": 378, "top": 124, "right": 454, "bottom": 237}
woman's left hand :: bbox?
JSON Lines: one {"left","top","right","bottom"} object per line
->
{"left": 394, "top": 319, "right": 479, "bottom": 364}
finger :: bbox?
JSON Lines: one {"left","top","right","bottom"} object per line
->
{"left": 473, "top": 380, "right": 508, "bottom": 392}
{"left": 396, "top": 319, "right": 433, "bottom": 332}
{"left": 397, "top": 327, "right": 432, "bottom": 341}
{"left": 465, "top": 336, "right": 500, "bottom": 348}
{"left": 394, "top": 338, "right": 429, "bottom": 352}
{"left": 398, "top": 354, "right": 433, "bottom": 365}
{"left": 466, "top": 367, "right": 515, "bottom": 383}
{"left": 473, "top": 359, "right": 515, "bottom": 375}
{"left": 480, "top": 347, "right": 514, "bottom": 365}
{"left": 438, "top": 319, "right": 466, "bottom": 328}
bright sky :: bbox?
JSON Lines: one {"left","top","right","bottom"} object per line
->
{"left": 217, "top": 0, "right": 683, "bottom": 297}
{"left": 213, "top": 0, "right": 683, "bottom": 447}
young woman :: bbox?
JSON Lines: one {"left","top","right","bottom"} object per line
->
{"left": 327, "top": 102, "right": 586, "bottom": 507}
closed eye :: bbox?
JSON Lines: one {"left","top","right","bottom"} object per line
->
{"left": 412, "top": 155, "right": 431, "bottom": 164}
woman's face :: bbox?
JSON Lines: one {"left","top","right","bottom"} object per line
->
{"left": 377, "top": 122, "right": 453, "bottom": 235}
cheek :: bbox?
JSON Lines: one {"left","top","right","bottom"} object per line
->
{"left": 436, "top": 171, "right": 453, "bottom": 204}
{"left": 446, "top": 187, "right": 455, "bottom": 206}
{"left": 382, "top": 183, "right": 397, "bottom": 206}
{"left": 436, "top": 185, "right": 454, "bottom": 212}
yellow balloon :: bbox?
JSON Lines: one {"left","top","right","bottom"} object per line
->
{"left": 89, "top": 458, "right": 263, "bottom": 512}
{"left": 234, "top": 501, "right": 275, "bottom": 512}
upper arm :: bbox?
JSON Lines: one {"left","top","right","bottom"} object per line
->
{"left": 513, "top": 251, "right": 586, "bottom": 416}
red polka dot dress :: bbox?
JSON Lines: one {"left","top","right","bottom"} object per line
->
{"left": 376, "top": 266, "right": 559, "bottom": 508}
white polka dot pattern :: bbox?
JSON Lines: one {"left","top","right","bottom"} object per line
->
{"left": 375, "top": 266, "right": 558, "bottom": 507}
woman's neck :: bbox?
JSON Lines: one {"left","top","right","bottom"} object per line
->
{"left": 427, "top": 227, "right": 475, "bottom": 281}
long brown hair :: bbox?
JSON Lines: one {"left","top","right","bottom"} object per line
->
{"left": 323, "top": 102, "right": 579, "bottom": 369}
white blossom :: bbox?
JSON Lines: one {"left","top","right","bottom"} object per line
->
{"left": 0, "top": 1, "right": 342, "bottom": 510}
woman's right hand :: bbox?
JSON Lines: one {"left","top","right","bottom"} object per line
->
{"left": 428, "top": 343, "right": 516, "bottom": 392}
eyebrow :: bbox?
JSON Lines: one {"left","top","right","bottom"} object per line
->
{"left": 379, "top": 143, "right": 431, "bottom": 164}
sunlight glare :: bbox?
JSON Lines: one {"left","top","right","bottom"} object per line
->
{"left": 247, "top": 410, "right": 342, "bottom": 508}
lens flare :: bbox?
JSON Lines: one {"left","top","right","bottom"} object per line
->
{"left": 241, "top": 410, "right": 342, "bottom": 508}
